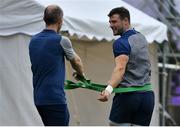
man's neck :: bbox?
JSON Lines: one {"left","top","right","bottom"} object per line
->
{"left": 124, "top": 25, "right": 131, "bottom": 32}
{"left": 46, "top": 25, "right": 58, "bottom": 32}
{"left": 120, "top": 26, "right": 132, "bottom": 36}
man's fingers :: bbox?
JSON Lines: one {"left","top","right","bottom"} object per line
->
{"left": 98, "top": 98, "right": 108, "bottom": 102}
{"left": 72, "top": 72, "right": 77, "bottom": 77}
{"left": 100, "top": 91, "right": 105, "bottom": 95}
{"left": 98, "top": 95, "right": 108, "bottom": 102}
{"left": 72, "top": 72, "right": 80, "bottom": 81}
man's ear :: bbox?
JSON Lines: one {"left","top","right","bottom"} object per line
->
{"left": 60, "top": 20, "right": 63, "bottom": 25}
{"left": 123, "top": 17, "right": 129, "bottom": 23}
{"left": 58, "top": 18, "right": 63, "bottom": 26}
{"left": 123, "top": 17, "right": 129, "bottom": 26}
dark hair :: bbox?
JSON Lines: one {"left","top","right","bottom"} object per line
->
{"left": 108, "top": 7, "right": 130, "bottom": 23}
{"left": 43, "top": 5, "right": 63, "bottom": 25}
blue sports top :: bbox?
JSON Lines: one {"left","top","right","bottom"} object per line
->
{"left": 29, "top": 29, "right": 75, "bottom": 105}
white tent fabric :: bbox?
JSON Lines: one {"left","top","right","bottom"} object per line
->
{"left": 0, "top": 0, "right": 168, "bottom": 42}
{"left": 0, "top": 34, "right": 43, "bottom": 125}
{"left": 0, "top": 0, "right": 167, "bottom": 125}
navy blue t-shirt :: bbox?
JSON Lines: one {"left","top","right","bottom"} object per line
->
{"left": 29, "top": 29, "right": 66, "bottom": 105}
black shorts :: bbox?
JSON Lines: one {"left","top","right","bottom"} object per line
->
{"left": 36, "top": 104, "right": 69, "bottom": 126}
{"left": 109, "top": 91, "right": 154, "bottom": 126}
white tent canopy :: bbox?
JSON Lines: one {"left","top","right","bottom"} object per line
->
{"left": 0, "top": 0, "right": 168, "bottom": 42}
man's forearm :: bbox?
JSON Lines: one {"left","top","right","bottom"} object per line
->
{"left": 107, "top": 55, "right": 128, "bottom": 89}
{"left": 108, "top": 66, "right": 125, "bottom": 88}
{"left": 100, "top": 67, "right": 125, "bottom": 100}
{"left": 70, "top": 57, "right": 84, "bottom": 76}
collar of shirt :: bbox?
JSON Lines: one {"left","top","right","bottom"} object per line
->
{"left": 121, "top": 28, "right": 135, "bottom": 36}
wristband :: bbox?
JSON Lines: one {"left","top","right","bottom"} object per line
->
{"left": 105, "top": 85, "right": 113, "bottom": 94}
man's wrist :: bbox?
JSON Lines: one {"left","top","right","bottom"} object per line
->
{"left": 74, "top": 71, "right": 84, "bottom": 76}
{"left": 105, "top": 85, "right": 113, "bottom": 94}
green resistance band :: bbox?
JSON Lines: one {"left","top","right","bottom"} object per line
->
{"left": 65, "top": 76, "right": 152, "bottom": 93}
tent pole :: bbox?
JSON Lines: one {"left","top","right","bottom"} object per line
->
{"left": 162, "top": 40, "right": 168, "bottom": 126}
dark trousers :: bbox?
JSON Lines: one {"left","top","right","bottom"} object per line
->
{"left": 109, "top": 91, "right": 154, "bottom": 126}
{"left": 36, "top": 104, "right": 69, "bottom": 126}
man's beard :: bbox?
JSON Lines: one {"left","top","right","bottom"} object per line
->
{"left": 113, "top": 27, "right": 124, "bottom": 36}
{"left": 117, "top": 27, "right": 124, "bottom": 36}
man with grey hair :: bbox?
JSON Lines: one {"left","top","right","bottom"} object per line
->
{"left": 29, "top": 5, "right": 84, "bottom": 126}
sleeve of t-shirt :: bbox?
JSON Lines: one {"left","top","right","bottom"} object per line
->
{"left": 60, "top": 36, "right": 77, "bottom": 60}
{"left": 113, "top": 39, "right": 131, "bottom": 58}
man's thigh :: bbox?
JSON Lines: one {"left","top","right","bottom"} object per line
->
{"left": 36, "top": 104, "right": 69, "bottom": 126}
{"left": 109, "top": 91, "right": 154, "bottom": 125}
{"left": 132, "top": 91, "right": 155, "bottom": 126}
{"left": 109, "top": 92, "right": 142, "bottom": 124}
